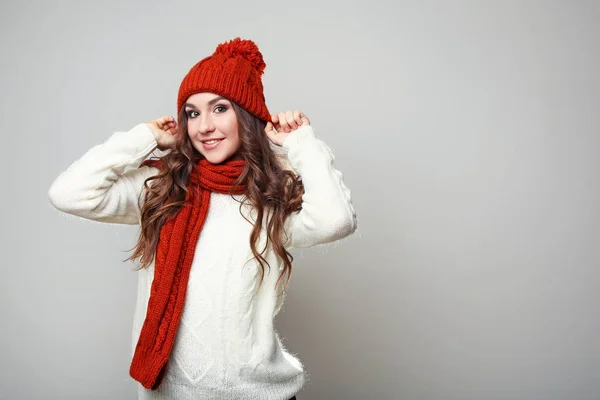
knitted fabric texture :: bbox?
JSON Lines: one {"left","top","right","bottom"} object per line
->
{"left": 129, "top": 158, "right": 246, "bottom": 390}
{"left": 177, "top": 37, "right": 271, "bottom": 122}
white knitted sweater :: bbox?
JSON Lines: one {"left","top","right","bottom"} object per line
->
{"left": 48, "top": 123, "right": 357, "bottom": 400}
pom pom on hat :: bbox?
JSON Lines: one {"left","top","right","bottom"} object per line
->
{"left": 213, "top": 37, "right": 266, "bottom": 76}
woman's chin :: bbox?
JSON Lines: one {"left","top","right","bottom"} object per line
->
{"left": 202, "top": 153, "right": 231, "bottom": 165}
{"left": 202, "top": 151, "right": 243, "bottom": 164}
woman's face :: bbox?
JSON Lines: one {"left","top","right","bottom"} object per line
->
{"left": 184, "top": 92, "right": 241, "bottom": 164}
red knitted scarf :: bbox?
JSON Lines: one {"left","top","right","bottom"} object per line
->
{"left": 129, "top": 158, "right": 246, "bottom": 389}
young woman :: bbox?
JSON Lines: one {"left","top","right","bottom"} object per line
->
{"left": 48, "top": 37, "right": 357, "bottom": 400}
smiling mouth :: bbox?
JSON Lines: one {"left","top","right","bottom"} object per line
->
{"left": 202, "top": 139, "right": 222, "bottom": 145}
{"left": 201, "top": 138, "right": 224, "bottom": 150}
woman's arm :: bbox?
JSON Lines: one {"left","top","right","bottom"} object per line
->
{"left": 281, "top": 124, "right": 357, "bottom": 248}
{"left": 48, "top": 123, "right": 160, "bottom": 225}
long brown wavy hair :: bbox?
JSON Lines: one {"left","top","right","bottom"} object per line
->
{"left": 125, "top": 101, "right": 304, "bottom": 292}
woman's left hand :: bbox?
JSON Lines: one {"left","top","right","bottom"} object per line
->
{"left": 265, "top": 110, "right": 311, "bottom": 146}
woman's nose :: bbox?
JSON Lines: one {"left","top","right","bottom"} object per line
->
{"left": 197, "top": 114, "right": 215, "bottom": 134}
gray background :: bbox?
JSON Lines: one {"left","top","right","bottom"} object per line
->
{"left": 2, "top": 0, "right": 599, "bottom": 399}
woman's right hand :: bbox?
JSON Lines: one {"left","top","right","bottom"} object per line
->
{"left": 146, "top": 116, "right": 178, "bottom": 151}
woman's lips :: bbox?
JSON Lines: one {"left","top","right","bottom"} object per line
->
{"left": 202, "top": 138, "right": 224, "bottom": 150}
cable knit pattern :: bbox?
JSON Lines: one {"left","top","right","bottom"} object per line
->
{"left": 129, "top": 159, "right": 247, "bottom": 390}
{"left": 48, "top": 123, "right": 357, "bottom": 400}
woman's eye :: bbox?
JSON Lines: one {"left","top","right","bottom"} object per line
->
{"left": 186, "top": 110, "right": 198, "bottom": 118}
{"left": 214, "top": 105, "right": 228, "bottom": 113}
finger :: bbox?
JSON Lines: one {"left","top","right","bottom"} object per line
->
{"left": 278, "top": 112, "right": 290, "bottom": 132}
{"left": 299, "top": 112, "right": 310, "bottom": 125}
{"left": 271, "top": 122, "right": 283, "bottom": 134}
{"left": 265, "top": 121, "right": 275, "bottom": 134}
{"left": 159, "top": 116, "right": 175, "bottom": 128}
{"left": 293, "top": 110, "right": 303, "bottom": 126}
{"left": 285, "top": 110, "right": 297, "bottom": 129}
{"left": 271, "top": 122, "right": 282, "bottom": 133}
{"left": 156, "top": 117, "right": 168, "bottom": 129}
{"left": 264, "top": 123, "right": 279, "bottom": 142}
{"left": 271, "top": 114, "right": 279, "bottom": 125}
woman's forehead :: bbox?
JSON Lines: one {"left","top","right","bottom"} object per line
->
{"left": 185, "top": 92, "right": 230, "bottom": 107}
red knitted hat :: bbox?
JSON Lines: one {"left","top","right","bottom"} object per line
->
{"left": 177, "top": 37, "right": 271, "bottom": 122}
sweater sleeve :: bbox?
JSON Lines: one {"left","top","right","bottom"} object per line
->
{"left": 282, "top": 125, "right": 357, "bottom": 248}
{"left": 48, "top": 123, "right": 160, "bottom": 225}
